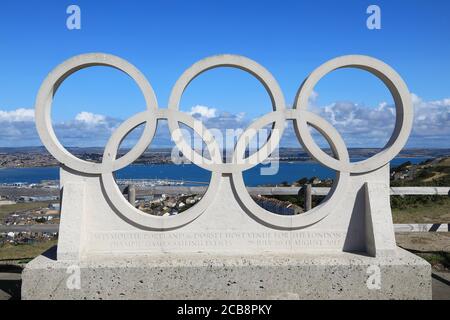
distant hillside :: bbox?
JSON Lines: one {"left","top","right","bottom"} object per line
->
{"left": 0, "top": 146, "right": 173, "bottom": 155}
{"left": 391, "top": 156, "right": 450, "bottom": 186}
{"left": 1, "top": 146, "right": 449, "bottom": 158}
{"left": 277, "top": 148, "right": 450, "bottom": 160}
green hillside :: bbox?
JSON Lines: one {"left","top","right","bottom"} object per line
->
{"left": 390, "top": 157, "right": 450, "bottom": 223}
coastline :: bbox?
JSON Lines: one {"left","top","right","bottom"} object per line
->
{"left": 0, "top": 157, "right": 430, "bottom": 187}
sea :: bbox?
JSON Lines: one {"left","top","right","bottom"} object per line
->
{"left": 0, "top": 157, "right": 428, "bottom": 187}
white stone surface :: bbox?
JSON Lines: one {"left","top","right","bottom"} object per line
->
{"left": 33, "top": 53, "right": 415, "bottom": 231}
{"left": 23, "top": 53, "right": 431, "bottom": 299}
{"left": 54, "top": 165, "right": 396, "bottom": 256}
{"left": 57, "top": 178, "right": 86, "bottom": 260}
{"left": 22, "top": 248, "right": 431, "bottom": 300}
{"left": 364, "top": 182, "right": 397, "bottom": 256}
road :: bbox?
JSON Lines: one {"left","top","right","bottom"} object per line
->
{"left": 0, "top": 224, "right": 59, "bottom": 233}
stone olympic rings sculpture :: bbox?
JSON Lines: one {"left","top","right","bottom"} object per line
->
{"left": 35, "top": 53, "right": 413, "bottom": 230}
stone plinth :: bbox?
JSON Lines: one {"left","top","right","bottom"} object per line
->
{"left": 22, "top": 247, "right": 430, "bottom": 300}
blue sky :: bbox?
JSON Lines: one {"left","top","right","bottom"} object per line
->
{"left": 0, "top": 0, "right": 449, "bottom": 148}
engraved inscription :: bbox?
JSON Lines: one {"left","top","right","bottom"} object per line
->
{"left": 88, "top": 231, "right": 345, "bottom": 253}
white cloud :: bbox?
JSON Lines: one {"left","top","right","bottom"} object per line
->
{"left": 189, "top": 105, "right": 217, "bottom": 119}
{"left": 304, "top": 93, "right": 450, "bottom": 148}
{"left": 75, "top": 111, "right": 106, "bottom": 124}
{"left": 408, "top": 94, "right": 450, "bottom": 146}
{"left": 0, "top": 96, "right": 448, "bottom": 148}
{"left": 0, "top": 108, "right": 34, "bottom": 122}
{"left": 0, "top": 109, "right": 122, "bottom": 147}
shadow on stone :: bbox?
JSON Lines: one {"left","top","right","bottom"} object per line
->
{"left": 0, "top": 264, "right": 22, "bottom": 273}
{"left": 42, "top": 245, "right": 57, "bottom": 261}
{"left": 343, "top": 185, "right": 366, "bottom": 254}
{"left": 0, "top": 265, "right": 22, "bottom": 300}
{"left": 0, "top": 278, "right": 21, "bottom": 300}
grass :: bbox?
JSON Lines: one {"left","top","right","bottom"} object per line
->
{"left": 415, "top": 252, "right": 450, "bottom": 270}
{"left": 392, "top": 197, "right": 450, "bottom": 223}
{"left": 0, "top": 202, "right": 58, "bottom": 261}
{"left": 270, "top": 194, "right": 450, "bottom": 224}
{"left": 0, "top": 202, "right": 51, "bottom": 220}
{"left": 0, "top": 240, "right": 57, "bottom": 261}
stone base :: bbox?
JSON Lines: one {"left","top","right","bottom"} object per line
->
{"left": 22, "top": 246, "right": 431, "bottom": 300}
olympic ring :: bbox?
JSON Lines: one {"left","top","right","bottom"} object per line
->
{"left": 35, "top": 53, "right": 158, "bottom": 175}
{"left": 35, "top": 53, "right": 413, "bottom": 230}
{"left": 167, "top": 54, "right": 286, "bottom": 170}
{"left": 293, "top": 55, "right": 413, "bottom": 173}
